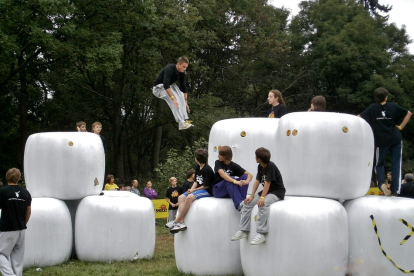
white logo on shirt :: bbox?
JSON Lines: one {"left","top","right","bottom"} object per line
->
{"left": 196, "top": 175, "right": 204, "bottom": 185}
{"left": 15, "top": 191, "right": 20, "bottom": 198}
{"left": 381, "top": 111, "right": 386, "bottom": 117}
{"left": 260, "top": 175, "right": 267, "bottom": 186}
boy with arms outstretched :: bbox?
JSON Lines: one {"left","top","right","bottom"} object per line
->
{"left": 231, "top": 147, "right": 285, "bottom": 245}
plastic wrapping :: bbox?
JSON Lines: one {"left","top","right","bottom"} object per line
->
{"left": 75, "top": 192, "right": 155, "bottom": 261}
{"left": 240, "top": 197, "right": 348, "bottom": 276}
{"left": 344, "top": 196, "right": 414, "bottom": 276}
{"left": 208, "top": 118, "right": 279, "bottom": 195}
{"left": 24, "top": 198, "right": 72, "bottom": 268}
{"left": 174, "top": 198, "right": 243, "bottom": 276}
{"left": 275, "top": 112, "right": 374, "bottom": 200}
{"left": 24, "top": 132, "right": 105, "bottom": 200}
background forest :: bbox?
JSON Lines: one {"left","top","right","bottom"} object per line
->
{"left": 1, "top": 0, "right": 413, "bottom": 192}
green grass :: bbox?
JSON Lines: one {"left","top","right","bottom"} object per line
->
{"left": 23, "top": 219, "right": 194, "bottom": 276}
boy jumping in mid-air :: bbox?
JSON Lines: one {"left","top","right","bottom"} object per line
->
{"left": 152, "top": 56, "right": 193, "bottom": 130}
{"left": 231, "top": 147, "right": 285, "bottom": 245}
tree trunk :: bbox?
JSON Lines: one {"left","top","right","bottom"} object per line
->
{"left": 151, "top": 98, "right": 164, "bottom": 181}
{"left": 19, "top": 69, "right": 28, "bottom": 170}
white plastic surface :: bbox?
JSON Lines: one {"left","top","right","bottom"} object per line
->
{"left": 24, "top": 132, "right": 105, "bottom": 200}
{"left": 240, "top": 197, "right": 348, "bottom": 276}
{"left": 174, "top": 198, "right": 243, "bottom": 276}
{"left": 75, "top": 192, "right": 155, "bottom": 261}
{"left": 24, "top": 198, "right": 72, "bottom": 268}
{"left": 344, "top": 196, "right": 414, "bottom": 276}
{"left": 208, "top": 118, "right": 279, "bottom": 195}
{"left": 275, "top": 112, "right": 374, "bottom": 200}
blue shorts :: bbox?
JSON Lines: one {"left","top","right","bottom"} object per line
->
{"left": 182, "top": 189, "right": 211, "bottom": 199}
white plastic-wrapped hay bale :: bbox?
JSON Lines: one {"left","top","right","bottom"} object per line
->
{"left": 75, "top": 191, "right": 155, "bottom": 261}
{"left": 240, "top": 197, "right": 348, "bottom": 276}
{"left": 24, "top": 132, "right": 105, "bottom": 200}
{"left": 174, "top": 198, "right": 243, "bottom": 276}
{"left": 208, "top": 118, "right": 279, "bottom": 194}
{"left": 24, "top": 198, "right": 72, "bottom": 268}
{"left": 275, "top": 112, "right": 374, "bottom": 200}
{"left": 344, "top": 196, "right": 414, "bottom": 276}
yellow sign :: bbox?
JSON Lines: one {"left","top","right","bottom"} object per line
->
{"left": 151, "top": 199, "right": 170, "bottom": 218}
{"left": 366, "top": 187, "right": 384, "bottom": 196}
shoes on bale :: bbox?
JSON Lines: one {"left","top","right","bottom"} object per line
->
{"left": 231, "top": 231, "right": 247, "bottom": 241}
{"left": 170, "top": 223, "right": 187, "bottom": 234}
{"left": 165, "top": 220, "right": 176, "bottom": 229}
{"left": 250, "top": 234, "right": 266, "bottom": 245}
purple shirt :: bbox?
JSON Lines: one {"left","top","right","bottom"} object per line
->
{"left": 143, "top": 187, "right": 158, "bottom": 199}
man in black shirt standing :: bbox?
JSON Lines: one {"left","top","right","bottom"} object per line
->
{"left": 0, "top": 168, "right": 32, "bottom": 276}
{"left": 359, "top": 87, "right": 412, "bottom": 196}
{"left": 153, "top": 56, "right": 193, "bottom": 130}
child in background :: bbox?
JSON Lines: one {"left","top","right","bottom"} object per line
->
{"left": 124, "top": 185, "right": 131, "bottom": 192}
{"left": 92, "top": 121, "right": 107, "bottom": 154}
{"left": 104, "top": 175, "right": 119, "bottom": 190}
{"left": 182, "top": 169, "right": 195, "bottom": 191}
{"left": 165, "top": 177, "right": 183, "bottom": 223}
{"left": 76, "top": 121, "right": 87, "bottom": 132}
{"left": 130, "top": 180, "right": 140, "bottom": 195}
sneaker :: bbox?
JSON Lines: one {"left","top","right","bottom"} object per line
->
{"left": 391, "top": 191, "right": 399, "bottom": 197}
{"left": 381, "top": 184, "right": 391, "bottom": 196}
{"left": 178, "top": 121, "right": 193, "bottom": 130}
{"left": 165, "top": 221, "right": 176, "bottom": 229}
{"left": 170, "top": 223, "right": 187, "bottom": 233}
{"left": 231, "top": 231, "right": 248, "bottom": 241}
{"left": 250, "top": 234, "right": 266, "bottom": 245}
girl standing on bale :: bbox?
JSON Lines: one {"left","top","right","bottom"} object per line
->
{"left": 267, "top": 89, "right": 287, "bottom": 118}
{"left": 213, "top": 146, "right": 253, "bottom": 211}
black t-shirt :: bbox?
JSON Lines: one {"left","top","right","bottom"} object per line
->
{"left": 195, "top": 164, "right": 215, "bottom": 195}
{"left": 213, "top": 160, "right": 246, "bottom": 184}
{"left": 165, "top": 186, "right": 183, "bottom": 210}
{"left": 0, "top": 185, "right": 32, "bottom": 231}
{"left": 359, "top": 102, "right": 408, "bottom": 147}
{"left": 399, "top": 182, "right": 414, "bottom": 199}
{"left": 182, "top": 180, "right": 194, "bottom": 192}
{"left": 256, "top": 161, "right": 286, "bottom": 200}
{"left": 267, "top": 104, "right": 287, "bottom": 118}
{"left": 153, "top": 64, "right": 187, "bottom": 93}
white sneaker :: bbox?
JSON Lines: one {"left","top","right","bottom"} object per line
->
{"left": 250, "top": 234, "right": 266, "bottom": 245}
{"left": 165, "top": 221, "right": 176, "bottom": 229}
{"left": 170, "top": 223, "right": 187, "bottom": 233}
{"left": 178, "top": 121, "right": 194, "bottom": 130}
{"left": 381, "top": 184, "right": 391, "bottom": 196}
{"left": 231, "top": 231, "right": 248, "bottom": 241}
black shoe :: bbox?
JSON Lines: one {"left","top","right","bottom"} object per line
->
{"left": 391, "top": 191, "right": 398, "bottom": 197}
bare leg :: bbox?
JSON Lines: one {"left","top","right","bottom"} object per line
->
{"left": 175, "top": 194, "right": 196, "bottom": 223}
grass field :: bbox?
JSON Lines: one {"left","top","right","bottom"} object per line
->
{"left": 22, "top": 219, "right": 195, "bottom": 276}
